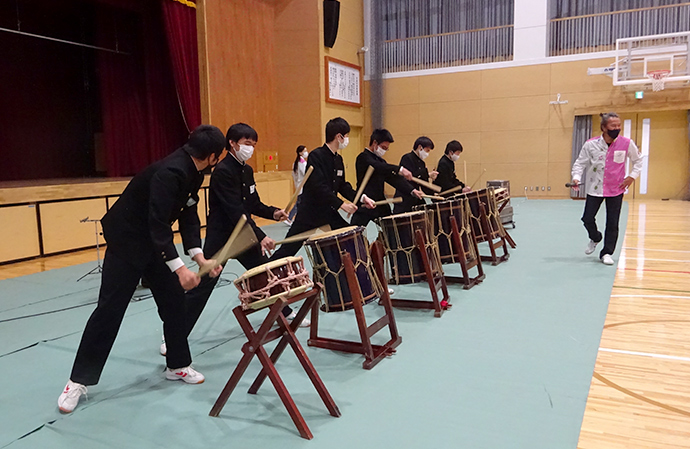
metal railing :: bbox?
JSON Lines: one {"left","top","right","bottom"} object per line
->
{"left": 382, "top": 25, "right": 514, "bottom": 73}
{"left": 549, "top": 3, "right": 690, "bottom": 56}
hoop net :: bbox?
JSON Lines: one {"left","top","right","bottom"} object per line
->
{"left": 647, "top": 70, "right": 671, "bottom": 92}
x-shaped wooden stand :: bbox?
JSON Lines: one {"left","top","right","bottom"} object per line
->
{"left": 308, "top": 240, "right": 402, "bottom": 369}
{"left": 443, "top": 216, "right": 486, "bottom": 289}
{"left": 209, "top": 284, "right": 340, "bottom": 439}
{"left": 388, "top": 229, "right": 452, "bottom": 318}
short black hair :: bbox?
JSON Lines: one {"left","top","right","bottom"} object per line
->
{"left": 599, "top": 112, "right": 620, "bottom": 131}
{"left": 444, "top": 140, "right": 463, "bottom": 155}
{"left": 226, "top": 123, "right": 258, "bottom": 149}
{"left": 413, "top": 136, "right": 434, "bottom": 151}
{"left": 325, "top": 117, "right": 350, "bottom": 143}
{"left": 184, "top": 125, "right": 225, "bottom": 159}
{"left": 369, "top": 129, "right": 394, "bottom": 146}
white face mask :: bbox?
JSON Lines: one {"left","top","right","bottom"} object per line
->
{"left": 338, "top": 136, "right": 349, "bottom": 150}
{"left": 451, "top": 153, "right": 460, "bottom": 162}
{"left": 374, "top": 146, "right": 387, "bottom": 158}
{"left": 417, "top": 148, "right": 429, "bottom": 161}
{"left": 301, "top": 151, "right": 308, "bottom": 159}
{"left": 237, "top": 144, "right": 254, "bottom": 162}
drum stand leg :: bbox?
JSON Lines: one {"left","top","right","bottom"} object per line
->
{"left": 478, "top": 204, "right": 510, "bottom": 266}
{"left": 443, "top": 217, "right": 485, "bottom": 289}
{"left": 307, "top": 245, "right": 401, "bottom": 370}
{"left": 502, "top": 226, "right": 517, "bottom": 249}
{"left": 387, "top": 229, "right": 451, "bottom": 318}
{"left": 209, "top": 286, "right": 340, "bottom": 440}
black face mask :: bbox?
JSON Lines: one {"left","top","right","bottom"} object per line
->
{"left": 606, "top": 129, "right": 621, "bottom": 140}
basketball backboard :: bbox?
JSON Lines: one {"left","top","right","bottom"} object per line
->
{"left": 588, "top": 31, "right": 690, "bottom": 91}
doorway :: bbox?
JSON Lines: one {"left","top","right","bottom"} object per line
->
{"left": 593, "top": 110, "right": 689, "bottom": 200}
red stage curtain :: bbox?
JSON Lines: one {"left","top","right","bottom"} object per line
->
{"left": 97, "top": 4, "right": 187, "bottom": 177}
{"left": 161, "top": 0, "right": 202, "bottom": 131}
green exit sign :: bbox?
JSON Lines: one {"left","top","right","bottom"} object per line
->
{"left": 635, "top": 91, "right": 644, "bottom": 99}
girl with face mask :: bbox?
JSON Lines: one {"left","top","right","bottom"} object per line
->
{"left": 393, "top": 136, "right": 440, "bottom": 214}
{"left": 434, "top": 140, "right": 469, "bottom": 195}
{"left": 288, "top": 145, "right": 309, "bottom": 223}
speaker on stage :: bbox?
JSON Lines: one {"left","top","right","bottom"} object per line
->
{"left": 323, "top": 0, "right": 340, "bottom": 48}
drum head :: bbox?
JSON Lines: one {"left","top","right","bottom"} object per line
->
{"left": 235, "top": 257, "right": 292, "bottom": 283}
{"left": 378, "top": 211, "right": 426, "bottom": 222}
{"left": 306, "top": 225, "right": 361, "bottom": 243}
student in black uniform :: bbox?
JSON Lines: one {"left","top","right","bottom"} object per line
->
{"left": 434, "top": 140, "right": 471, "bottom": 196}
{"left": 270, "top": 117, "right": 376, "bottom": 260}
{"left": 351, "top": 128, "right": 422, "bottom": 227}
{"left": 179, "top": 123, "right": 295, "bottom": 343}
{"left": 393, "top": 136, "right": 439, "bottom": 214}
{"left": 57, "top": 125, "right": 226, "bottom": 414}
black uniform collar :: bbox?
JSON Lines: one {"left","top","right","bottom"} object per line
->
{"left": 228, "top": 152, "right": 246, "bottom": 168}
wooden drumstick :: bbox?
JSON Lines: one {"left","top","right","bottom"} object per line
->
{"left": 274, "top": 225, "right": 331, "bottom": 245}
{"left": 285, "top": 165, "right": 313, "bottom": 213}
{"left": 198, "top": 214, "right": 247, "bottom": 277}
{"left": 348, "top": 165, "right": 375, "bottom": 218}
{"left": 410, "top": 176, "right": 442, "bottom": 193}
{"left": 470, "top": 168, "right": 487, "bottom": 189}
{"left": 421, "top": 194, "right": 445, "bottom": 201}
{"left": 353, "top": 165, "right": 375, "bottom": 205}
{"left": 463, "top": 160, "right": 467, "bottom": 185}
{"left": 372, "top": 197, "right": 403, "bottom": 206}
{"left": 439, "top": 184, "right": 466, "bottom": 197}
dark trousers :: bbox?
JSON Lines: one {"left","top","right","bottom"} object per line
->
{"left": 581, "top": 194, "right": 623, "bottom": 259}
{"left": 71, "top": 248, "right": 191, "bottom": 385}
{"left": 269, "top": 209, "right": 349, "bottom": 261}
{"left": 350, "top": 205, "right": 391, "bottom": 227}
{"left": 288, "top": 194, "right": 301, "bottom": 221}
{"left": 183, "top": 239, "right": 292, "bottom": 339}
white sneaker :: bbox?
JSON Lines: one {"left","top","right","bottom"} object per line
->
{"left": 165, "top": 366, "right": 205, "bottom": 384}
{"left": 287, "top": 311, "right": 310, "bottom": 327}
{"left": 388, "top": 287, "right": 395, "bottom": 296}
{"left": 601, "top": 254, "right": 614, "bottom": 265}
{"left": 585, "top": 240, "right": 599, "bottom": 255}
{"left": 284, "top": 219, "right": 293, "bottom": 226}
{"left": 160, "top": 333, "right": 166, "bottom": 356}
{"left": 57, "top": 380, "right": 87, "bottom": 413}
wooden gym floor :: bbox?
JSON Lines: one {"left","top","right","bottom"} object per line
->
{"left": 577, "top": 200, "right": 690, "bottom": 449}
{"left": 0, "top": 200, "right": 688, "bottom": 448}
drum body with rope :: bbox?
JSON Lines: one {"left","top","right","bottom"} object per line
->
{"left": 305, "top": 226, "right": 381, "bottom": 312}
{"left": 234, "top": 256, "right": 313, "bottom": 310}
{"left": 375, "top": 210, "right": 439, "bottom": 284}
{"left": 414, "top": 197, "right": 478, "bottom": 265}
{"left": 453, "top": 188, "right": 505, "bottom": 243}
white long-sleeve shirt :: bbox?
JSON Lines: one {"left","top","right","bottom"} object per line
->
{"left": 571, "top": 135, "right": 643, "bottom": 197}
{"left": 292, "top": 158, "right": 307, "bottom": 194}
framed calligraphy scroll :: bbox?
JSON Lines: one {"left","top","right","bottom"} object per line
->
{"left": 325, "top": 56, "right": 362, "bottom": 107}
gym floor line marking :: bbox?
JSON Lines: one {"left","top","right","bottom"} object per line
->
{"left": 620, "top": 257, "right": 690, "bottom": 263}
{"left": 623, "top": 247, "right": 690, "bottom": 253}
{"left": 611, "top": 285, "right": 690, "bottom": 295}
{"left": 611, "top": 294, "right": 690, "bottom": 299}
{"left": 617, "top": 267, "right": 690, "bottom": 275}
{"left": 592, "top": 372, "right": 690, "bottom": 418}
{"left": 599, "top": 347, "right": 690, "bottom": 363}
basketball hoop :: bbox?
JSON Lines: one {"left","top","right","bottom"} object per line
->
{"left": 647, "top": 70, "right": 671, "bottom": 92}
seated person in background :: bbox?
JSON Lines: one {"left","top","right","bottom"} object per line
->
{"left": 393, "top": 136, "right": 439, "bottom": 214}
{"left": 270, "top": 117, "right": 376, "bottom": 261}
{"left": 435, "top": 140, "right": 471, "bottom": 196}
{"left": 351, "top": 128, "right": 422, "bottom": 227}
